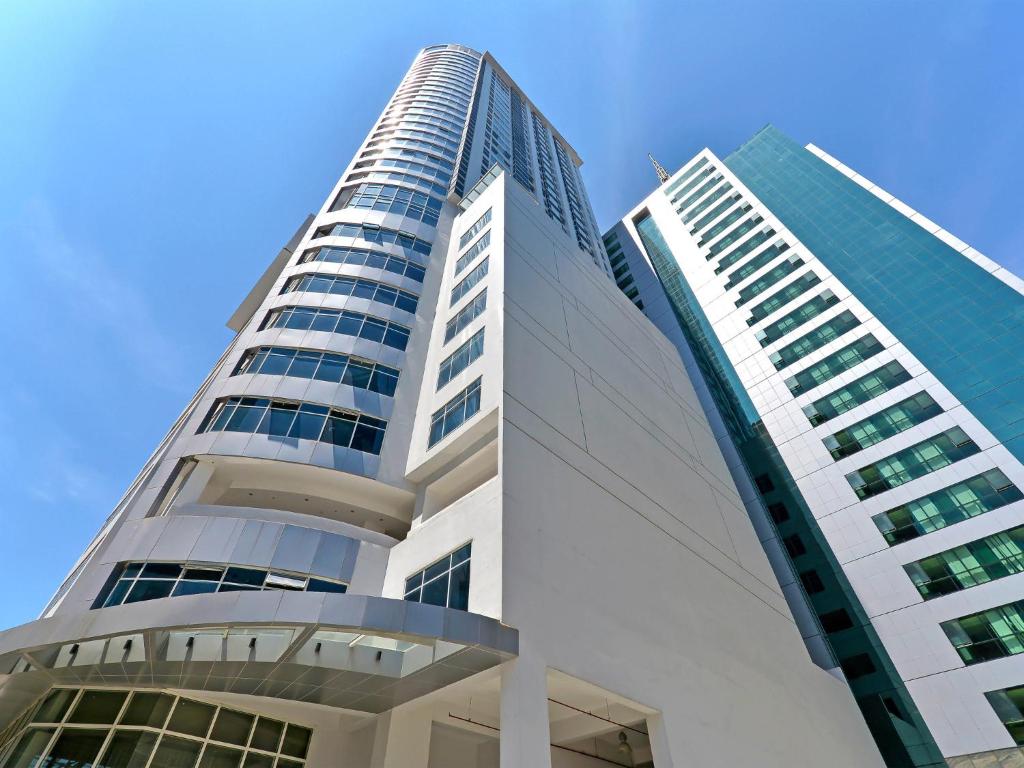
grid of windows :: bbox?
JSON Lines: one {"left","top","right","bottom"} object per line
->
{"left": 437, "top": 329, "right": 484, "bottom": 389}
{"left": 198, "top": 397, "right": 387, "bottom": 455}
{"left": 97, "top": 561, "right": 347, "bottom": 609}
{"left": 282, "top": 273, "right": 418, "bottom": 315}
{"left": 943, "top": 600, "right": 1024, "bottom": 665}
{"left": 459, "top": 208, "right": 492, "bottom": 249}
{"left": 690, "top": 192, "right": 743, "bottom": 234}
{"left": 747, "top": 272, "right": 822, "bottom": 325}
{"left": 708, "top": 214, "right": 765, "bottom": 257}
{"left": 906, "top": 524, "right": 1024, "bottom": 599}
{"left": 311, "top": 223, "right": 432, "bottom": 258}
{"left": 713, "top": 228, "right": 776, "bottom": 274}
{"left": 455, "top": 231, "right": 490, "bottom": 275}
{"left": 444, "top": 289, "right": 486, "bottom": 343}
{"left": 451, "top": 258, "right": 488, "bottom": 306}
{"left": 680, "top": 181, "right": 733, "bottom": 224}
{"left": 698, "top": 203, "right": 752, "bottom": 246}
{"left": 261, "top": 306, "right": 410, "bottom": 352}
{"left": 403, "top": 543, "right": 471, "bottom": 611}
{"left": 347, "top": 170, "right": 448, "bottom": 198}
{"left": 233, "top": 346, "right": 399, "bottom": 397}
{"left": 785, "top": 334, "right": 885, "bottom": 395}
{"left": 674, "top": 171, "right": 721, "bottom": 212}
{"left": 723, "top": 241, "right": 792, "bottom": 289}
{"left": 299, "top": 246, "right": 425, "bottom": 283}
{"left": 803, "top": 361, "right": 912, "bottom": 426}
{"left": 845, "top": 427, "right": 981, "bottom": 500}
{"left": 769, "top": 310, "right": 861, "bottom": 370}
{"left": 0, "top": 688, "right": 312, "bottom": 768}
{"left": 429, "top": 378, "right": 481, "bottom": 447}
{"left": 822, "top": 392, "right": 942, "bottom": 459}
{"left": 735, "top": 255, "right": 804, "bottom": 306}
{"left": 356, "top": 156, "right": 452, "bottom": 185}
{"left": 872, "top": 469, "right": 1022, "bottom": 545}
{"left": 331, "top": 183, "right": 443, "bottom": 227}
{"left": 664, "top": 157, "right": 709, "bottom": 196}
{"left": 756, "top": 291, "right": 839, "bottom": 346}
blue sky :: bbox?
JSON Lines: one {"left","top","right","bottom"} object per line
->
{"left": 0, "top": 0, "right": 1021, "bottom": 628}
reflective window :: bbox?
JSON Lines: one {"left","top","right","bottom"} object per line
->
{"left": 845, "top": 427, "right": 981, "bottom": 500}
{"left": 680, "top": 181, "right": 733, "bottom": 224}
{"left": 723, "top": 241, "right": 791, "bottom": 289}
{"left": 282, "top": 273, "right": 418, "bottom": 315}
{"left": 330, "top": 183, "right": 443, "bottom": 227}
{"left": 261, "top": 306, "right": 410, "bottom": 352}
{"left": 708, "top": 214, "right": 765, "bottom": 257}
{"left": 458, "top": 208, "right": 492, "bottom": 250}
{"left": 299, "top": 246, "right": 425, "bottom": 283}
{"left": 454, "top": 230, "right": 490, "bottom": 275}
{"left": 697, "top": 202, "right": 752, "bottom": 246}
{"left": 664, "top": 157, "right": 709, "bottom": 196}
{"left": 746, "top": 272, "right": 822, "bottom": 325}
{"left": 906, "top": 524, "right": 1024, "bottom": 599}
{"left": 96, "top": 561, "right": 348, "bottom": 608}
{"left": 769, "top": 310, "right": 861, "bottom": 370}
{"left": 943, "top": 600, "right": 1024, "bottom": 665}
{"left": 444, "top": 289, "right": 487, "bottom": 344}
{"left": 0, "top": 689, "right": 311, "bottom": 768}
{"left": 198, "top": 397, "right": 387, "bottom": 455}
{"left": 437, "top": 329, "right": 484, "bottom": 389}
{"left": 313, "top": 222, "right": 433, "bottom": 257}
{"left": 785, "top": 334, "right": 885, "bottom": 395}
{"left": 428, "top": 378, "right": 482, "bottom": 448}
{"left": 734, "top": 254, "right": 804, "bottom": 306}
{"left": 451, "top": 258, "right": 488, "bottom": 306}
{"left": 403, "top": 543, "right": 471, "bottom": 611}
{"left": 823, "top": 392, "right": 943, "bottom": 459}
{"left": 673, "top": 172, "right": 722, "bottom": 214}
{"left": 234, "top": 346, "right": 399, "bottom": 397}
{"left": 803, "top": 361, "right": 912, "bottom": 425}
{"left": 756, "top": 291, "right": 840, "bottom": 346}
{"left": 690, "top": 192, "right": 743, "bottom": 234}
{"left": 985, "top": 685, "right": 1024, "bottom": 744}
{"left": 872, "top": 469, "right": 1022, "bottom": 545}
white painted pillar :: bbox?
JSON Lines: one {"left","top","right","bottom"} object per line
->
{"left": 369, "top": 704, "right": 433, "bottom": 768}
{"left": 646, "top": 712, "right": 675, "bottom": 768}
{"left": 499, "top": 653, "right": 552, "bottom": 767}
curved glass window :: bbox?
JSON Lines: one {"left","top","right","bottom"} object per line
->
{"left": 282, "top": 273, "right": 418, "bottom": 314}
{"left": 299, "top": 246, "right": 425, "bottom": 283}
{"left": 0, "top": 688, "right": 311, "bottom": 768}
{"left": 331, "top": 183, "right": 443, "bottom": 226}
{"left": 96, "top": 561, "right": 347, "bottom": 609}
{"left": 311, "top": 222, "right": 432, "bottom": 257}
{"left": 198, "top": 397, "right": 387, "bottom": 455}
{"left": 261, "top": 306, "right": 410, "bottom": 351}
{"left": 233, "top": 346, "right": 399, "bottom": 397}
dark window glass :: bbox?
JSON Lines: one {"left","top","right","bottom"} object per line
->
{"left": 281, "top": 725, "right": 312, "bottom": 759}
{"left": 820, "top": 609, "right": 854, "bottom": 633}
{"left": 125, "top": 580, "right": 174, "bottom": 603}
{"left": 32, "top": 688, "right": 76, "bottom": 723}
{"left": 167, "top": 699, "right": 216, "bottom": 738}
{"left": 149, "top": 736, "right": 202, "bottom": 768}
{"left": 3, "top": 728, "right": 54, "bottom": 768}
{"left": 754, "top": 474, "right": 774, "bottom": 494}
{"left": 767, "top": 503, "right": 789, "bottom": 524}
{"left": 40, "top": 729, "right": 107, "bottom": 768}
{"left": 67, "top": 690, "right": 128, "bottom": 724}
{"left": 839, "top": 653, "right": 877, "bottom": 680}
{"left": 250, "top": 718, "right": 284, "bottom": 753}
{"left": 197, "top": 745, "right": 242, "bottom": 768}
{"left": 448, "top": 561, "right": 470, "bottom": 611}
{"left": 799, "top": 570, "right": 825, "bottom": 594}
{"left": 121, "top": 692, "right": 173, "bottom": 729}
{"left": 224, "top": 568, "right": 267, "bottom": 586}
{"left": 96, "top": 730, "right": 158, "bottom": 768}
{"left": 210, "top": 709, "right": 254, "bottom": 747}
{"left": 783, "top": 534, "right": 806, "bottom": 558}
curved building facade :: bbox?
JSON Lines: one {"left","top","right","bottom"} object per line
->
{"left": 0, "top": 50, "right": 885, "bottom": 768}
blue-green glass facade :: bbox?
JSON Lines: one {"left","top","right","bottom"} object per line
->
{"left": 724, "top": 125, "right": 1024, "bottom": 463}
{"left": 630, "top": 211, "right": 945, "bottom": 768}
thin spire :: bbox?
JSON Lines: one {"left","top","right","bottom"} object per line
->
{"left": 648, "top": 152, "right": 670, "bottom": 184}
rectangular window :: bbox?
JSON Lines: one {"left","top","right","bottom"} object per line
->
{"left": 770, "top": 310, "right": 861, "bottom": 371}
{"left": 714, "top": 228, "right": 775, "bottom": 274}
{"left": 403, "top": 543, "right": 471, "bottom": 611}
{"left": 697, "top": 203, "right": 752, "bottom": 246}
{"left": 845, "top": 427, "right": 981, "bottom": 500}
{"left": 839, "top": 653, "right": 876, "bottom": 680}
{"left": 735, "top": 255, "right": 804, "bottom": 306}
{"left": 691, "top": 193, "right": 743, "bottom": 234}
{"left": 666, "top": 160, "right": 713, "bottom": 200}
{"left": 261, "top": 306, "right": 411, "bottom": 352}
{"left": 455, "top": 230, "right": 491, "bottom": 275}
{"left": 906, "top": 524, "right": 1024, "bottom": 599}
{"left": 234, "top": 346, "right": 400, "bottom": 397}
{"left": 747, "top": 273, "right": 822, "bottom": 325}
{"left": 723, "top": 241, "right": 791, "bottom": 289}
{"left": 458, "top": 208, "right": 492, "bottom": 249}
{"left": 873, "top": 469, "right": 1023, "bottom": 545}
{"left": 283, "top": 273, "right": 418, "bottom": 314}
{"left": 664, "top": 157, "right": 709, "bottom": 196}
{"left": 429, "top": 378, "right": 482, "bottom": 448}
{"left": 680, "top": 181, "right": 733, "bottom": 224}
{"left": 985, "top": 685, "right": 1024, "bottom": 745}
{"left": 943, "top": 600, "right": 1024, "bottom": 665}
{"left": 819, "top": 609, "right": 854, "bottom": 633}
{"left": 756, "top": 291, "right": 840, "bottom": 346}
{"left": 822, "top": 392, "right": 943, "bottom": 459}
{"left": 783, "top": 534, "right": 805, "bottom": 558}
{"left": 437, "top": 329, "right": 484, "bottom": 389}
{"left": 451, "top": 258, "right": 489, "bottom": 306}
{"left": 674, "top": 172, "right": 722, "bottom": 214}
{"left": 444, "top": 289, "right": 487, "bottom": 343}
{"left": 804, "top": 361, "right": 912, "bottom": 426}
{"left": 786, "top": 335, "right": 885, "bottom": 396}
{"left": 768, "top": 502, "right": 790, "bottom": 524}
{"left": 708, "top": 214, "right": 765, "bottom": 258}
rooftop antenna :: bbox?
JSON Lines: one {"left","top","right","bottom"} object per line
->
{"left": 648, "top": 152, "right": 671, "bottom": 184}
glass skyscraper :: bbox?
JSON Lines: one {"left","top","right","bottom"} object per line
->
{"left": 606, "top": 125, "right": 1024, "bottom": 768}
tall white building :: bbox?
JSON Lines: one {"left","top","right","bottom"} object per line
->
{"left": 605, "top": 125, "right": 1024, "bottom": 768}
{"left": 0, "top": 52, "right": 883, "bottom": 768}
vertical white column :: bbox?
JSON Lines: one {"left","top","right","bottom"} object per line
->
{"left": 369, "top": 704, "right": 433, "bottom": 768}
{"left": 499, "top": 651, "right": 552, "bottom": 767}
{"left": 646, "top": 712, "right": 675, "bottom": 768}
